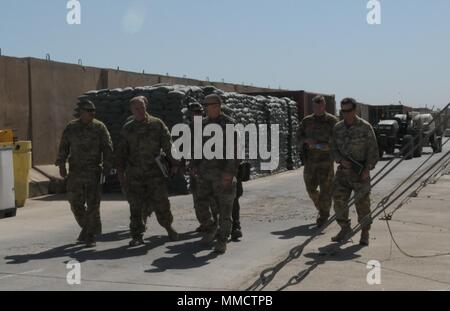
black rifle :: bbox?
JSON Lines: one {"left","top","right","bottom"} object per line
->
{"left": 299, "top": 144, "right": 308, "bottom": 165}
{"left": 155, "top": 153, "right": 172, "bottom": 178}
{"left": 343, "top": 154, "right": 365, "bottom": 176}
{"left": 238, "top": 162, "right": 251, "bottom": 182}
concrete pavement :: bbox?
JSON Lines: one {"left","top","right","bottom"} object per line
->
{"left": 0, "top": 145, "right": 449, "bottom": 291}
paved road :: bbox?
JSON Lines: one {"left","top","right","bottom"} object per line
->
{"left": 0, "top": 144, "right": 448, "bottom": 290}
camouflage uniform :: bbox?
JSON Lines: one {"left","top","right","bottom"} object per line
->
{"left": 297, "top": 112, "right": 338, "bottom": 223}
{"left": 116, "top": 113, "right": 178, "bottom": 240}
{"left": 331, "top": 116, "right": 379, "bottom": 232}
{"left": 231, "top": 179, "right": 243, "bottom": 236}
{"left": 56, "top": 118, "right": 113, "bottom": 240}
{"left": 193, "top": 113, "right": 239, "bottom": 245}
{"left": 185, "top": 112, "right": 218, "bottom": 230}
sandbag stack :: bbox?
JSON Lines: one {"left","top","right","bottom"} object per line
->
{"left": 77, "top": 84, "right": 300, "bottom": 193}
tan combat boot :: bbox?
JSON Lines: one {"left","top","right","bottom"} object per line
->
{"left": 77, "top": 228, "right": 87, "bottom": 243}
{"left": 166, "top": 226, "right": 179, "bottom": 241}
{"left": 85, "top": 235, "right": 96, "bottom": 248}
{"left": 201, "top": 229, "right": 217, "bottom": 245}
{"left": 316, "top": 215, "right": 329, "bottom": 228}
{"left": 129, "top": 235, "right": 144, "bottom": 247}
{"left": 360, "top": 229, "right": 370, "bottom": 246}
{"left": 331, "top": 225, "right": 352, "bottom": 242}
{"left": 214, "top": 240, "right": 227, "bottom": 254}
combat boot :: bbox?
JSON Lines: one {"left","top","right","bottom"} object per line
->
{"left": 360, "top": 229, "right": 370, "bottom": 246}
{"left": 195, "top": 225, "right": 207, "bottom": 233}
{"left": 231, "top": 228, "right": 243, "bottom": 241}
{"left": 166, "top": 226, "right": 179, "bottom": 241}
{"left": 129, "top": 235, "right": 145, "bottom": 247}
{"left": 316, "top": 216, "right": 329, "bottom": 228}
{"left": 331, "top": 225, "right": 352, "bottom": 243}
{"left": 201, "top": 229, "right": 217, "bottom": 245}
{"left": 77, "top": 228, "right": 87, "bottom": 243}
{"left": 85, "top": 235, "right": 96, "bottom": 248}
{"left": 214, "top": 239, "right": 227, "bottom": 254}
{"left": 316, "top": 210, "right": 330, "bottom": 228}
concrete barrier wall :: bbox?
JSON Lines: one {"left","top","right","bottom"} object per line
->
{"left": 0, "top": 56, "right": 30, "bottom": 140}
{"left": 107, "top": 70, "right": 160, "bottom": 89}
{"left": 29, "top": 58, "right": 104, "bottom": 165}
{"left": 0, "top": 55, "right": 288, "bottom": 165}
{"left": 204, "top": 82, "right": 236, "bottom": 92}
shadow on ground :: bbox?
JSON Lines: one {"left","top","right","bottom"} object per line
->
{"left": 145, "top": 239, "right": 220, "bottom": 272}
{"left": 275, "top": 243, "right": 364, "bottom": 291}
{"left": 4, "top": 231, "right": 199, "bottom": 265}
{"left": 271, "top": 223, "right": 318, "bottom": 240}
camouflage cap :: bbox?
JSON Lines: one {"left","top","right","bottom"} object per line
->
{"left": 78, "top": 100, "right": 96, "bottom": 111}
{"left": 312, "top": 95, "right": 325, "bottom": 104}
{"left": 341, "top": 97, "right": 357, "bottom": 105}
{"left": 130, "top": 95, "right": 149, "bottom": 106}
{"left": 188, "top": 102, "right": 204, "bottom": 113}
{"left": 203, "top": 94, "right": 223, "bottom": 106}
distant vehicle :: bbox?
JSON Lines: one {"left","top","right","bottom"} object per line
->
{"left": 374, "top": 112, "right": 443, "bottom": 160}
{"left": 413, "top": 113, "right": 443, "bottom": 153}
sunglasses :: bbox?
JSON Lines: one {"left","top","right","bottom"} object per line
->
{"left": 83, "top": 109, "right": 96, "bottom": 113}
{"left": 341, "top": 108, "right": 354, "bottom": 113}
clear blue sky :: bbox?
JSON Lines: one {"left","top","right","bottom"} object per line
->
{"left": 1, "top": 0, "right": 449, "bottom": 108}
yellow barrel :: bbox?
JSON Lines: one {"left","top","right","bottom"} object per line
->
{"left": 13, "top": 141, "right": 32, "bottom": 208}
{"left": 0, "top": 129, "right": 13, "bottom": 144}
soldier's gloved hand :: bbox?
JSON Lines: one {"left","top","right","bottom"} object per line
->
{"left": 59, "top": 166, "right": 67, "bottom": 178}
{"left": 361, "top": 169, "right": 370, "bottom": 181}
{"left": 170, "top": 166, "right": 178, "bottom": 177}
{"left": 305, "top": 139, "right": 316, "bottom": 149}
{"left": 118, "top": 172, "right": 127, "bottom": 185}
{"left": 340, "top": 160, "right": 352, "bottom": 169}
{"left": 105, "top": 168, "right": 117, "bottom": 176}
{"left": 222, "top": 173, "right": 233, "bottom": 187}
{"left": 190, "top": 167, "right": 199, "bottom": 178}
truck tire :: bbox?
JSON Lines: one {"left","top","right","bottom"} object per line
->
{"left": 413, "top": 135, "right": 423, "bottom": 158}
{"left": 378, "top": 148, "right": 384, "bottom": 159}
{"left": 434, "top": 137, "right": 443, "bottom": 153}
{"left": 402, "top": 135, "right": 414, "bottom": 160}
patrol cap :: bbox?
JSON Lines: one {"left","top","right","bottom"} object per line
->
{"left": 312, "top": 95, "right": 325, "bottom": 104}
{"left": 188, "top": 102, "right": 204, "bottom": 113}
{"left": 78, "top": 100, "right": 96, "bottom": 112}
{"left": 341, "top": 97, "right": 357, "bottom": 108}
{"left": 203, "top": 94, "right": 223, "bottom": 106}
{"left": 130, "top": 95, "right": 149, "bottom": 106}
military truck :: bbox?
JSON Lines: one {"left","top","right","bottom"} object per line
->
{"left": 375, "top": 112, "right": 443, "bottom": 160}
{"left": 412, "top": 113, "right": 443, "bottom": 154}
{"left": 374, "top": 113, "right": 421, "bottom": 160}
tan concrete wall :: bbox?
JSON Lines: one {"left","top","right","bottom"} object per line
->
{"left": 0, "top": 56, "right": 30, "bottom": 140}
{"left": 107, "top": 70, "right": 160, "bottom": 89}
{"left": 29, "top": 58, "right": 104, "bottom": 165}
{"left": 235, "top": 84, "right": 272, "bottom": 94}
{"left": 1, "top": 55, "right": 286, "bottom": 165}
{"left": 159, "top": 75, "right": 203, "bottom": 86}
{"left": 203, "top": 82, "right": 236, "bottom": 92}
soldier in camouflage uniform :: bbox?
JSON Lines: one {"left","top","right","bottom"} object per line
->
{"left": 230, "top": 166, "right": 245, "bottom": 240}
{"left": 186, "top": 103, "right": 218, "bottom": 232}
{"left": 192, "top": 94, "right": 239, "bottom": 254}
{"left": 116, "top": 96, "right": 180, "bottom": 247}
{"left": 330, "top": 98, "right": 379, "bottom": 246}
{"left": 297, "top": 95, "right": 338, "bottom": 227}
{"left": 56, "top": 100, "right": 113, "bottom": 247}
